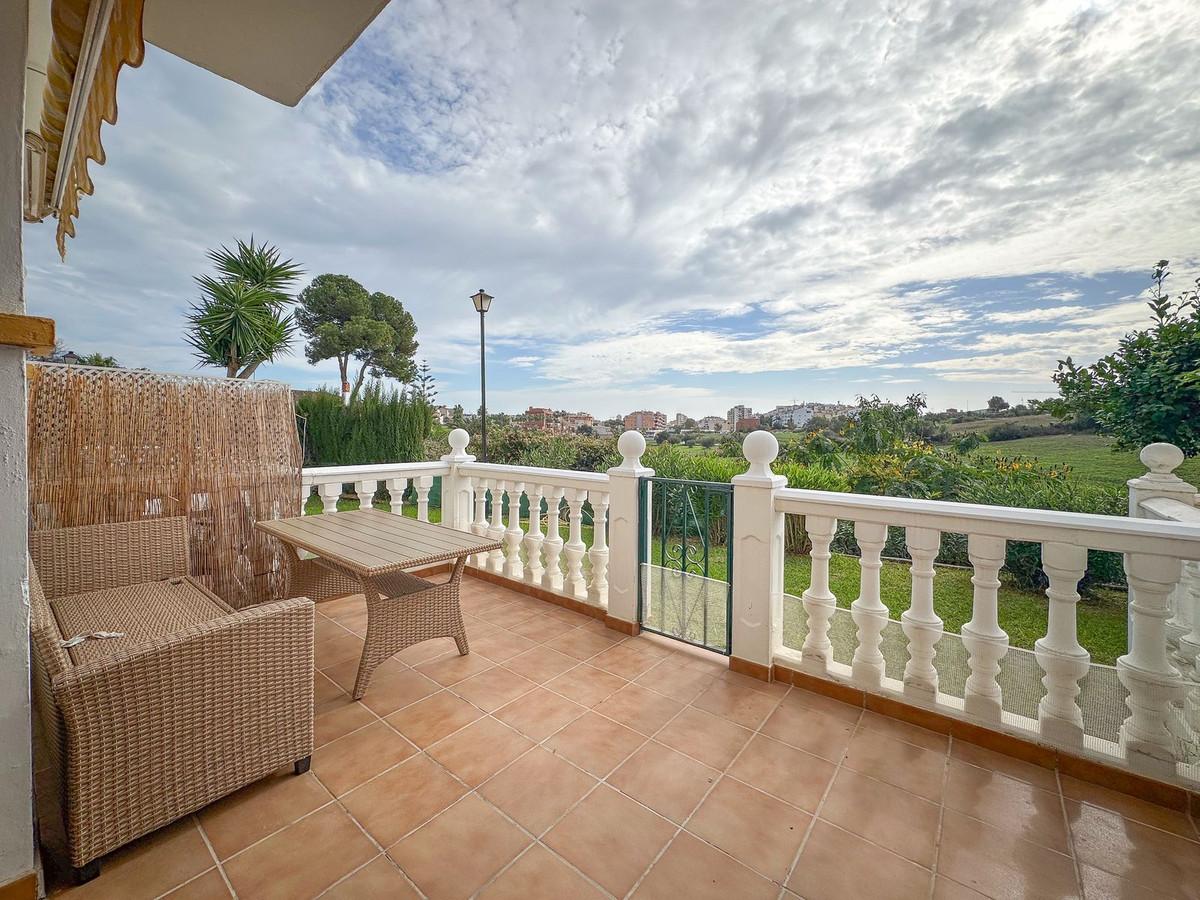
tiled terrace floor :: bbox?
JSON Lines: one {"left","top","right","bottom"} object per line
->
{"left": 45, "top": 577, "right": 1200, "bottom": 899}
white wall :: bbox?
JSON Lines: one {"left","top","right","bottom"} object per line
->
{"left": 0, "top": 0, "right": 35, "bottom": 887}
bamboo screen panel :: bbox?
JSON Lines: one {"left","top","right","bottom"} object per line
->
{"left": 27, "top": 363, "right": 302, "bottom": 608}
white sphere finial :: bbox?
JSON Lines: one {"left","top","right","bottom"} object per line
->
{"left": 1140, "top": 442, "right": 1184, "bottom": 476}
{"left": 618, "top": 430, "right": 646, "bottom": 468}
{"left": 743, "top": 430, "right": 779, "bottom": 478}
{"left": 448, "top": 428, "right": 470, "bottom": 455}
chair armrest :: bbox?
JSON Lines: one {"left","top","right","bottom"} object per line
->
{"left": 51, "top": 597, "right": 316, "bottom": 857}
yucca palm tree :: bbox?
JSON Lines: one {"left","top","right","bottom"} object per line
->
{"left": 185, "top": 238, "right": 303, "bottom": 378}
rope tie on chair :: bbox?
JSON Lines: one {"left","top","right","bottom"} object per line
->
{"left": 60, "top": 631, "right": 126, "bottom": 648}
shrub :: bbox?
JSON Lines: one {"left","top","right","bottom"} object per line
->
{"left": 296, "top": 382, "right": 431, "bottom": 466}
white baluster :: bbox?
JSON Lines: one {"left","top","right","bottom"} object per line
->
{"left": 563, "top": 488, "right": 588, "bottom": 599}
{"left": 503, "top": 482, "right": 526, "bottom": 580}
{"left": 587, "top": 490, "right": 610, "bottom": 607}
{"left": 961, "top": 534, "right": 1009, "bottom": 722}
{"left": 318, "top": 482, "right": 341, "bottom": 514}
{"left": 471, "top": 478, "right": 490, "bottom": 567}
{"left": 301, "top": 479, "right": 312, "bottom": 515}
{"left": 386, "top": 477, "right": 409, "bottom": 516}
{"left": 354, "top": 479, "right": 377, "bottom": 511}
{"left": 486, "top": 481, "right": 507, "bottom": 573}
{"left": 1180, "top": 561, "right": 1200, "bottom": 731}
{"left": 523, "top": 485, "right": 546, "bottom": 586}
{"left": 542, "top": 486, "right": 566, "bottom": 591}
{"left": 415, "top": 475, "right": 433, "bottom": 522}
{"left": 1118, "top": 551, "right": 1188, "bottom": 775}
{"left": 801, "top": 515, "right": 838, "bottom": 673}
{"left": 901, "top": 527, "right": 942, "bottom": 699}
{"left": 1034, "top": 542, "right": 1090, "bottom": 745}
{"left": 850, "top": 521, "right": 888, "bottom": 688}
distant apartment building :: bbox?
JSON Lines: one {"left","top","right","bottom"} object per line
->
{"left": 433, "top": 405, "right": 452, "bottom": 425}
{"left": 762, "top": 404, "right": 813, "bottom": 428}
{"left": 521, "top": 407, "right": 595, "bottom": 433}
{"left": 523, "top": 406, "right": 555, "bottom": 431}
{"left": 624, "top": 410, "right": 667, "bottom": 432}
{"left": 562, "top": 412, "right": 594, "bottom": 432}
{"left": 673, "top": 413, "right": 689, "bottom": 429}
{"left": 696, "top": 415, "right": 727, "bottom": 433}
{"left": 734, "top": 415, "right": 760, "bottom": 432}
{"left": 726, "top": 404, "right": 752, "bottom": 427}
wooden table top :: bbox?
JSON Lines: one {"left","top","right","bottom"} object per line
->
{"left": 256, "top": 508, "right": 502, "bottom": 576}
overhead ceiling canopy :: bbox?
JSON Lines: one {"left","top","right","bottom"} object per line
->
{"left": 143, "top": 0, "right": 389, "bottom": 107}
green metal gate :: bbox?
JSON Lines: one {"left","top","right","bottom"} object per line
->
{"left": 637, "top": 477, "right": 733, "bottom": 655}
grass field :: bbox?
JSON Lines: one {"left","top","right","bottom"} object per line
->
{"left": 973, "top": 433, "right": 1200, "bottom": 487}
{"left": 946, "top": 414, "right": 1055, "bottom": 434}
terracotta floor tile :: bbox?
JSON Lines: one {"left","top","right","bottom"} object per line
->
{"left": 544, "top": 785, "right": 677, "bottom": 897}
{"left": 330, "top": 607, "right": 370, "bottom": 636}
{"left": 859, "top": 709, "right": 949, "bottom": 752}
{"left": 396, "top": 636, "right": 459, "bottom": 666}
{"left": 314, "top": 670, "right": 349, "bottom": 715}
{"left": 842, "top": 727, "right": 946, "bottom": 803}
{"left": 223, "top": 804, "right": 377, "bottom": 900}
{"left": 359, "top": 667, "right": 442, "bottom": 716}
{"left": 322, "top": 655, "right": 407, "bottom": 693}
{"left": 718, "top": 669, "right": 790, "bottom": 697}
{"left": 545, "top": 664, "right": 628, "bottom": 706}
{"left": 322, "top": 856, "right": 420, "bottom": 899}
{"left": 933, "top": 877, "right": 990, "bottom": 899}
{"left": 160, "top": 868, "right": 231, "bottom": 899}
{"left": 692, "top": 680, "right": 783, "bottom": 729}
{"left": 502, "top": 645, "right": 579, "bottom": 684}
{"left": 475, "top": 602, "right": 543, "bottom": 629}
{"left": 623, "top": 634, "right": 676, "bottom": 659}
{"left": 938, "top": 809, "right": 1079, "bottom": 900}
{"left": 655, "top": 706, "right": 752, "bottom": 771}
{"left": 590, "top": 643, "right": 663, "bottom": 679}
{"left": 1061, "top": 776, "right": 1199, "bottom": 840}
{"left": 477, "top": 746, "right": 596, "bottom": 834}
{"left": 819, "top": 768, "right": 940, "bottom": 868}
{"left": 389, "top": 794, "right": 531, "bottom": 899}
{"left": 728, "top": 734, "right": 836, "bottom": 812}
{"left": 593, "top": 683, "right": 683, "bottom": 736}
{"left": 426, "top": 717, "right": 534, "bottom": 786}
{"left": 950, "top": 741, "right": 1058, "bottom": 792}
{"left": 64, "top": 819, "right": 213, "bottom": 900}
{"left": 761, "top": 699, "right": 856, "bottom": 762}
{"left": 493, "top": 687, "right": 586, "bottom": 741}
{"left": 415, "top": 652, "right": 494, "bottom": 686}
{"left": 319, "top": 594, "right": 367, "bottom": 620}
{"left": 478, "top": 845, "right": 606, "bottom": 900}
{"left": 788, "top": 820, "right": 932, "bottom": 900}
{"left": 341, "top": 754, "right": 467, "bottom": 847}
{"left": 385, "top": 690, "right": 483, "bottom": 748}
{"left": 1078, "top": 862, "right": 1175, "bottom": 900}
{"left": 782, "top": 686, "right": 863, "bottom": 724}
{"left": 544, "top": 711, "right": 645, "bottom": 777}
{"left": 547, "top": 629, "right": 620, "bottom": 661}
{"left": 1067, "top": 800, "right": 1200, "bottom": 898}
{"left": 945, "top": 760, "right": 1069, "bottom": 852}
{"left": 542, "top": 604, "right": 596, "bottom": 626}
{"left": 687, "top": 776, "right": 810, "bottom": 881}
{"left": 315, "top": 630, "right": 365, "bottom": 669}
{"left": 470, "top": 629, "right": 538, "bottom": 663}
{"left": 312, "top": 720, "right": 417, "bottom": 796}
{"left": 635, "top": 658, "right": 717, "bottom": 702}
{"left": 609, "top": 741, "right": 719, "bottom": 823}
{"left": 315, "top": 701, "right": 377, "bottom": 747}
{"left": 197, "top": 770, "right": 332, "bottom": 859}
{"left": 634, "top": 831, "right": 778, "bottom": 900}
{"left": 507, "top": 614, "right": 579, "bottom": 644}
{"left": 450, "top": 666, "right": 537, "bottom": 712}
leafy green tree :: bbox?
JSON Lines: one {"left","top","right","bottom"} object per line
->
{"left": 1052, "top": 260, "right": 1200, "bottom": 454}
{"left": 986, "top": 395, "right": 1009, "bottom": 412}
{"left": 295, "top": 274, "right": 419, "bottom": 404}
{"left": 412, "top": 359, "right": 437, "bottom": 405}
{"left": 185, "top": 238, "right": 302, "bottom": 378}
{"left": 77, "top": 352, "right": 119, "bottom": 367}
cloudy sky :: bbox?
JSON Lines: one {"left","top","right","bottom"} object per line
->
{"left": 23, "top": 0, "right": 1200, "bottom": 419}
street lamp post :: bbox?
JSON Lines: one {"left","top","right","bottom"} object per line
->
{"left": 470, "top": 289, "right": 493, "bottom": 461}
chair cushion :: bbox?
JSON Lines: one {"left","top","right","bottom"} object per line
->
{"left": 51, "top": 577, "right": 233, "bottom": 666}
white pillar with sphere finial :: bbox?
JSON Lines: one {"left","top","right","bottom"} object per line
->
{"left": 440, "top": 428, "right": 476, "bottom": 531}
{"left": 605, "top": 431, "right": 653, "bottom": 630}
{"left": 730, "top": 431, "right": 787, "bottom": 677}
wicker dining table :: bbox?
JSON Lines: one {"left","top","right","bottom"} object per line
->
{"left": 256, "top": 508, "right": 503, "bottom": 699}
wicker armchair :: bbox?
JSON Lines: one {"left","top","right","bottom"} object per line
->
{"left": 29, "top": 517, "right": 315, "bottom": 883}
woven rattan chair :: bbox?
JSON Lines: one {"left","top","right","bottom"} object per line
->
{"left": 29, "top": 517, "right": 315, "bottom": 883}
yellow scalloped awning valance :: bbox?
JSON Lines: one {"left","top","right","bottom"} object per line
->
{"left": 39, "top": 0, "right": 145, "bottom": 258}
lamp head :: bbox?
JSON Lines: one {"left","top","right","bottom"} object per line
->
{"left": 470, "top": 289, "right": 493, "bottom": 314}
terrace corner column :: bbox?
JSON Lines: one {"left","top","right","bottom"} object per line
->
{"left": 730, "top": 431, "right": 787, "bottom": 679}
{"left": 605, "top": 431, "right": 652, "bottom": 632}
{"left": 439, "top": 428, "right": 476, "bottom": 531}
{"left": 0, "top": 0, "right": 36, "bottom": 888}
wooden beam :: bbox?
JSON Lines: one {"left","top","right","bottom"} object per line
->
{"left": 0, "top": 313, "right": 55, "bottom": 354}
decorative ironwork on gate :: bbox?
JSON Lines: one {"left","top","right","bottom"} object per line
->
{"left": 637, "top": 477, "right": 733, "bottom": 654}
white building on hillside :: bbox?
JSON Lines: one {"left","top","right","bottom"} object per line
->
{"left": 763, "top": 404, "right": 813, "bottom": 428}
{"left": 697, "top": 415, "right": 727, "bottom": 432}
{"left": 726, "top": 405, "right": 752, "bottom": 426}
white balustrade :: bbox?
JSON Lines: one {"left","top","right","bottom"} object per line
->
{"left": 961, "top": 534, "right": 1008, "bottom": 722}
{"left": 562, "top": 488, "right": 589, "bottom": 600}
{"left": 800, "top": 514, "right": 837, "bottom": 673}
{"left": 386, "top": 477, "right": 409, "bottom": 516}
{"left": 587, "top": 490, "right": 610, "bottom": 607}
{"left": 354, "top": 479, "right": 377, "bottom": 510}
{"left": 902, "top": 526, "right": 942, "bottom": 699}
{"left": 524, "top": 485, "right": 546, "bottom": 587}
{"left": 1034, "top": 542, "right": 1090, "bottom": 745}
{"left": 850, "top": 520, "right": 889, "bottom": 689}
{"left": 415, "top": 475, "right": 433, "bottom": 522}
{"left": 503, "top": 482, "right": 526, "bottom": 580}
{"left": 470, "top": 477, "right": 490, "bottom": 567}
{"left": 318, "top": 482, "right": 340, "bottom": 514}
{"left": 486, "top": 480, "right": 506, "bottom": 573}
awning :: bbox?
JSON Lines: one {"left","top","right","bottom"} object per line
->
{"left": 38, "top": 0, "right": 146, "bottom": 258}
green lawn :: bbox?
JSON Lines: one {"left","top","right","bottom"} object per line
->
{"left": 972, "top": 433, "right": 1200, "bottom": 487}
